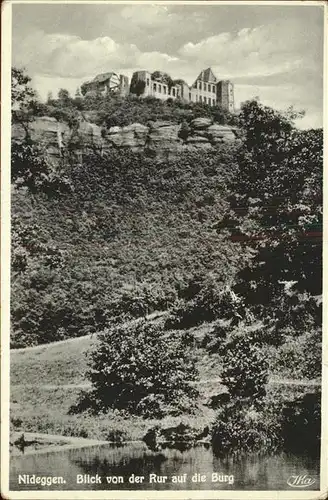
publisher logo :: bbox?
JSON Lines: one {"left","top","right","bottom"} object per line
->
{"left": 287, "top": 475, "right": 316, "bottom": 488}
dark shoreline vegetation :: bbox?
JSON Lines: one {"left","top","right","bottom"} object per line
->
{"left": 11, "top": 68, "right": 322, "bottom": 456}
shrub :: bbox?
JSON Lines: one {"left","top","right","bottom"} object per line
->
{"left": 211, "top": 400, "right": 280, "bottom": 455}
{"left": 87, "top": 320, "right": 199, "bottom": 417}
{"left": 165, "top": 282, "right": 251, "bottom": 330}
{"left": 269, "top": 328, "right": 322, "bottom": 380}
{"left": 211, "top": 385, "right": 319, "bottom": 455}
{"left": 11, "top": 140, "right": 72, "bottom": 198}
{"left": 220, "top": 332, "right": 269, "bottom": 400}
{"left": 178, "top": 121, "right": 191, "bottom": 141}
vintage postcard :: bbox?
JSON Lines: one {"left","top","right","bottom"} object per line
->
{"left": 1, "top": 1, "right": 327, "bottom": 499}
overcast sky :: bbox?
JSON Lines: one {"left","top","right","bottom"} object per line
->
{"left": 12, "top": 2, "right": 324, "bottom": 129}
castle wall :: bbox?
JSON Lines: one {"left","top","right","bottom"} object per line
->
{"left": 132, "top": 72, "right": 234, "bottom": 110}
{"left": 134, "top": 71, "right": 182, "bottom": 101}
{"left": 190, "top": 80, "right": 218, "bottom": 106}
{"left": 83, "top": 68, "right": 235, "bottom": 112}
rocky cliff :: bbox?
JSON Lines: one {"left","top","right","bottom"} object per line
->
{"left": 12, "top": 116, "right": 240, "bottom": 163}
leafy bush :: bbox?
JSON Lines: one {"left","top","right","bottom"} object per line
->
{"left": 86, "top": 320, "right": 199, "bottom": 417}
{"left": 269, "top": 328, "right": 322, "bottom": 380}
{"left": 165, "top": 281, "right": 253, "bottom": 330}
{"left": 211, "top": 400, "right": 281, "bottom": 455}
{"left": 220, "top": 332, "right": 269, "bottom": 400}
{"left": 11, "top": 140, "right": 72, "bottom": 198}
{"left": 211, "top": 383, "right": 321, "bottom": 456}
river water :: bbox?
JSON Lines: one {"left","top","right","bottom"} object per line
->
{"left": 10, "top": 442, "right": 320, "bottom": 491}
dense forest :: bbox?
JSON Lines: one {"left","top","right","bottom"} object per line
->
{"left": 11, "top": 68, "right": 322, "bottom": 452}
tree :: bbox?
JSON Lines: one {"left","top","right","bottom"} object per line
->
{"left": 11, "top": 141, "right": 72, "bottom": 198}
{"left": 80, "top": 82, "right": 89, "bottom": 96}
{"left": 220, "top": 331, "right": 269, "bottom": 400}
{"left": 87, "top": 320, "right": 198, "bottom": 417}
{"left": 11, "top": 67, "right": 40, "bottom": 132}
{"left": 225, "top": 100, "right": 322, "bottom": 342}
{"left": 12, "top": 214, "right": 64, "bottom": 275}
{"left": 58, "top": 88, "right": 71, "bottom": 103}
{"left": 12, "top": 67, "right": 36, "bottom": 111}
{"left": 151, "top": 71, "right": 174, "bottom": 90}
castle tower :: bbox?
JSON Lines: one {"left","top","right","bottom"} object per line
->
{"left": 217, "top": 80, "right": 234, "bottom": 113}
{"left": 119, "top": 75, "right": 130, "bottom": 96}
{"left": 130, "top": 70, "right": 152, "bottom": 97}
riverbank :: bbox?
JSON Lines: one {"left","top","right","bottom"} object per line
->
{"left": 10, "top": 431, "right": 108, "bottom": 456}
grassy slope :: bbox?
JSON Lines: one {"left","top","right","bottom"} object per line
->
{"left": 10, "top": 321, "right": 220, "bottom": 440}
{"left": 10, "top": 325, "right": 317, "bottom": 441}
{"left": 11, "top": 334, "right": 96, "bottom": 386}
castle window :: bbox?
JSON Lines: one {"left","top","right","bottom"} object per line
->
{"left": 212, "top": 85, "right": 215, "bottom": 93}
{"left": 153, "top": 83, "right": 157, "bottom": 91}
{"left": 158, "top": 84, "right": 161, "bottom": 93}
{"left": 204, "top": 83, "right": 207, "bottom": 91}
{"left": 189, "top": 92, "right": 191, "bottom": 101}
{"left": 199, "top": 96, "right": 202, "bottom": 103}
{"left": 163, "top": 86, "right": 166, "bottom": 94}
{"left": 198, "top": 81, "right": 202, "bottom": 90}
{"left": 146, "top": 78, "right": 150, "bottom": 86}
{"left": 172, "top": 88, "right": 176, "bottom": 97}
{"left": 213, "top": 98, "right": 216, "bottom": 106}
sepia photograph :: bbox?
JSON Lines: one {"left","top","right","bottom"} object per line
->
{"left": 1, "top": 1, "right": 327, "bottom": 498}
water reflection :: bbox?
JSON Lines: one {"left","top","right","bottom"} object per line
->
{"left": 10, "top": 442, "right": 320, "bottom": 490}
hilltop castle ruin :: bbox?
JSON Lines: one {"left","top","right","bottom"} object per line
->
{"left": 82, "top": 67, "right": 234, "bottom": 112}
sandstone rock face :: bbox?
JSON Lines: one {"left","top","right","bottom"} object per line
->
{"left": 12, "top": 117, "right": 70, "bottom": 163}
{"left": 148, "top": 120, "right": 174, "bottom": 129}
{"left": 147, "top": 122, "right": 181, "bottom": 153}
{"left": 12, "top": 115, "right": 238, "bottom": 160}
{"left": 186, "top": 135, "right": 212, "bottom": 149}
{"left": 207, "top": 124, "right": 236, "bottom": 143}
{"left": 12, "top": 123, "right": 27, "bottom": 142}
{"left": 82, "top": 111, "right": 100, "bottom": 123}
{"left": 32, "top": 116, "right": 69, "bottom": 151}
{"left": 190, "top": 117, "right": 212, "bottom": 130}
{"left": 107, "top": 123, "right": 148, "bottom": 150}
{"left": 121, "top": 123, "right": 148, "bottom": 148}
{"left": 187, "top": 135, "right": 209, "bottom": 143}
{"left": 107, "top": 126, "right": 123, "bottom": 147}
{"left": 77, "top": 120, "right": 102, "bottom": 147}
